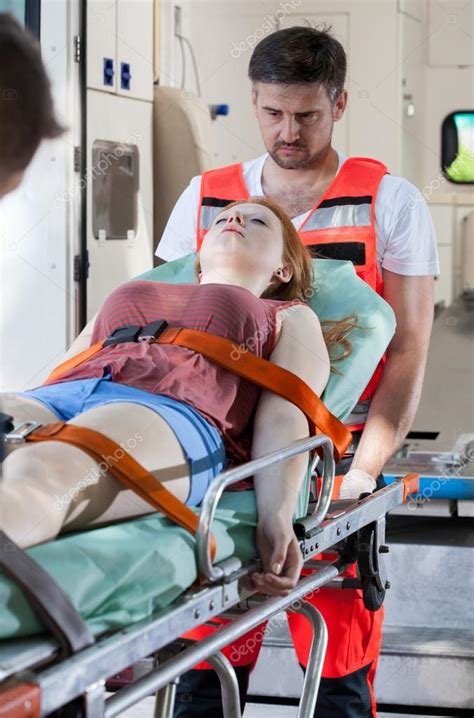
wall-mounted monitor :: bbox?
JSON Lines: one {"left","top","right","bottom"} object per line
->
{"left": 442, "top": 111, "right": 474, "bottom": 184}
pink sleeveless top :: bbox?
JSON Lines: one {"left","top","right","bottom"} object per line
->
{"left": 54, "top": 281, "right": 300, "bottom": 463}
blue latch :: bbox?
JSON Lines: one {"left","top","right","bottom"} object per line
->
{"left": 121, "top": 62, "right": 132, "bottom": 91}
{"left": 209, "top": 104, "right": 229, "bottom": 120}
{"left": 103, "top": 58, "right": 114, "bottom": 87}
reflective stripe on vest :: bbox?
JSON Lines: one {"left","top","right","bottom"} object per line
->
{"left": 196, "top": 156, "right": 388, "bottom": 431}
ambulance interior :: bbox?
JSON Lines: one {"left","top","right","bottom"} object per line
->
{"left": 0, "top": 1, "right": 473, "bottom": 716}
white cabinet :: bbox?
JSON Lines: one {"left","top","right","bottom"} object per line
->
{"left": 87, "top": 0, "right": 153, "bottom": 101}
{"left": 87, "top": 0, "right": 117, "bottom": 93}
{"left": 428, "top": 0, "right": 474, "bottom": 67}
{"left": 86, "top": 90, "right": 153, "bottom": 319}
{"left": 434, "top": 244, "right": 454, "bottom": 306}
{"left": 428, "top": 202, "right": 474, "bottom": 305}
{"left": 429, "top": 204, "right": 454, "bottom": 305}
{"left": 116, "top": 0, "right": 154, "bottom": 101}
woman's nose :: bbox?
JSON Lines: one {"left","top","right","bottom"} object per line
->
{"left": 228, "top": 212, "right": 244, "bottom": 225}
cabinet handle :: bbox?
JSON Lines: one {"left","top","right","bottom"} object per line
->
{"left": 121, "top": 62, "right": 132, "bottom": 91}
{"left": 103, "top": 58, "right": 114, "bottom": 87}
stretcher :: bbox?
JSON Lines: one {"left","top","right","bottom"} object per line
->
{"left": 0, "top": 257, "right": 419, "bottom": 717}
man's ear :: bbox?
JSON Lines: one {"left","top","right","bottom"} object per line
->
{"left": 333, "top": 89, "right": 348, "bottom": 122}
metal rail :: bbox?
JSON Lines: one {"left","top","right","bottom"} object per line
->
{"left": 196, "top": 434, "right": 334, "bottom": 581}
{"left": 104, "top": 564, "right": 341, "bottom": 717}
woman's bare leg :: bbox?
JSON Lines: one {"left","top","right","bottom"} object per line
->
{"left": 1, "top": 392, "right": 60, "bottom": 425}
{"left": 0, "top": 401, "right": 191, "bottom": 548}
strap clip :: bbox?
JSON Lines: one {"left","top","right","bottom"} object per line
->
{"left": 139, "top": 319, "right": 168, "bottom": 342}
{"left": 104, "top": 325, "right": 142, "bottom": 347}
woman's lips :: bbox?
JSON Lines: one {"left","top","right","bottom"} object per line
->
{"left": 221, "top": 227, "right": 244, "bottom": 237}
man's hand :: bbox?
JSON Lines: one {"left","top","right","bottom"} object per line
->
{"left": 250, "top": 515, "right": 303, "bottom": 597}
{"left": 339, "top": 468, "right": 376, "bottom": 499}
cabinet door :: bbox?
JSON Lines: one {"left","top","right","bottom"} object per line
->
{"left": 86, "top": 90, "right": 153, "bottom": 319}
{"left": 428, "top": 0, "right": 474, "bottom": 67}
{"left": 116, "top": 0, "right": 154, "bottom": 101}
{"left": 434, "top": 244, "right": 453, "bottom": 306}
{"left": 429, "top": 204, "right": 454, "bottom": 306}
{"left": 400, "top": 12, "right": 425, "bottom": 188}
{"left": 87, "top": 0, "right": 117, "bottom": 93}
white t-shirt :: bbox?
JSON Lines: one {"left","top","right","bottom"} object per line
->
{"left": 156, "top": 152, "right": 440, "bottom": 277}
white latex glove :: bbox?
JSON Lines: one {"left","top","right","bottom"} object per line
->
{"left": 339, "top": 468, "right": 376, "bottom": 500}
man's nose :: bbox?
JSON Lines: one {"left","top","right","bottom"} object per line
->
{"left": 280, "top": 117, "right": 300, "bottom": 144}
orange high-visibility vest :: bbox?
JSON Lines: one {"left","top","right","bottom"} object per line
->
{"left": 196, "top": 156, "right": 388, "bottom": 431}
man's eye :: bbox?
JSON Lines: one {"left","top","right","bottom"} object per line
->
{"left": 299, "top": 114, "right": 318, "bottom": 124}
{"left": 252, "top": 218, "right": 266, "bottom": 225}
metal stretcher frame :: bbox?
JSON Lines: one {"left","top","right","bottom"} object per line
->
{"left": 0, "top": 433, "right": 419, "bottom": 718}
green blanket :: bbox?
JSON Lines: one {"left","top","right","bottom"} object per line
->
{"left": 0, "top": 492, "right": 258, "bottom": 640}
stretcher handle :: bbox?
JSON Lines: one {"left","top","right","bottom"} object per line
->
{"left": 196, "top": 433, "right": 335, "bottom": 582}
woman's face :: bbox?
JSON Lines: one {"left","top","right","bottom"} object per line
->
{"left": 199, "top": 202, "right": 286, "bottom": 282}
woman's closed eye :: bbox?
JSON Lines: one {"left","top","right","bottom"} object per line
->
{"left": 251, "top": 218, "right": 266, "bottom": 225}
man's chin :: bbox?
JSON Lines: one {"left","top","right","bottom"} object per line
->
{"left": 269, "top": 150, "right": 312, "bottom": 170}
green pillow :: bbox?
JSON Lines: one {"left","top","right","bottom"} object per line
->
{"left": 138, "top": 255, "right": 396, "bottom": 422}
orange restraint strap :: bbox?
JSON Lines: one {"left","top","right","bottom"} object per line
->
{"left": 37, "top": 325, "right": 351, "bottom": 556}
{"left": 44, "top": 326, "right": 351, "bottom": 461}
{"left": 26, "top": 421, "right": 217, "bottom": 561}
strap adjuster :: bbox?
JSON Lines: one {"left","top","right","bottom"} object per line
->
{"left": 5, "top": 421, "right": 43, "bottom": 443}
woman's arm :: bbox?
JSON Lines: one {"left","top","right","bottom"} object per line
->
{"left": 250, "top": 304, "right": 330, "bottom": 595}
{"left": 61, "top": 313, "right": 98, "bottom": 361}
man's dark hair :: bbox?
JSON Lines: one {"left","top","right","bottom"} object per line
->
{"left": 0, "top": 13, "right": 64, "bottom": 176}
{"left": 248, "top": 25, "right": 346, "bottom": 103}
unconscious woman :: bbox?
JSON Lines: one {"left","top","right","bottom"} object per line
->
{"left": 0, "top": 197, "right": 352, "bottom": 597}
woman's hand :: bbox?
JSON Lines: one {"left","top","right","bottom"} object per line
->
{"left": 250, "top": 515, "right": 303, "bottom": 597}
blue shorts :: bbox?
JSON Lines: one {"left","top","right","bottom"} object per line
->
{"left": 20, "top": 376, "right": 226, "bottom": 506}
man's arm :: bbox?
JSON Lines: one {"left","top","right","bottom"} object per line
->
{"left": 350, "top": 270, "right": 435, "bottom": 478}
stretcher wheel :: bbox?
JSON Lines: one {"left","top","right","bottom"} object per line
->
{"left": 357, "top": 524, "right": 377, "bottom": 578}
{"left": 357, "top": 524, "right": 386, "bottom": 611}
{"left": 361, "top": 575, "right": 386, "bottom": 611}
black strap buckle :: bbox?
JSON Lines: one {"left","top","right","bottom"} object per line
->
{"left": 138, "top": 319, "right": 168, "bottom": 342}
{"left": 104, "top": 325, "right": 142, "bottom": 347}
{"left": 104, "top": 320, "right": 169, "bottom": 347}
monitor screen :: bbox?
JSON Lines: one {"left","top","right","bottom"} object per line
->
{"left": 442, "top": 111, "right": 474, "bottom": 184}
